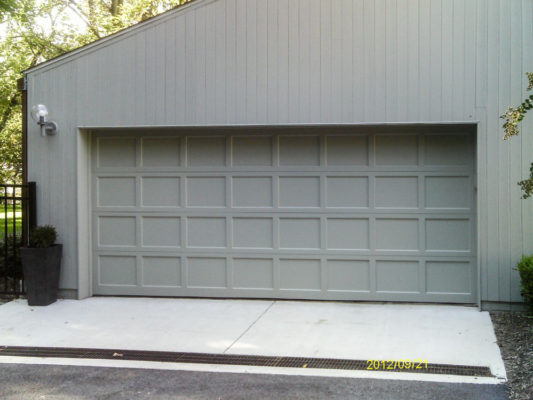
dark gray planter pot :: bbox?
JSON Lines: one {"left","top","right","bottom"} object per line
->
{"left": 20, "top": 244, "right": 62, "bottom": 306}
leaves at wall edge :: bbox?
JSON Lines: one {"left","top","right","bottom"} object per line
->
{"left": 501, "top": 72, "right": 533, "bottom": 199}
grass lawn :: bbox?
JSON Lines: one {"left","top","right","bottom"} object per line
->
{"left": 0, "top": 205, "right": 23, "bottom": 237}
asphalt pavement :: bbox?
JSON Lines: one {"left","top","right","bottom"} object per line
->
{"left": 0, "top": 363, "right": 509, "bottom": 400}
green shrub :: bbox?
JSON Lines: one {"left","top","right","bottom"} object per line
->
{"left": 517, "top": 255, "right": 533, "bottom": 310}
{"left": 0, "top": 235, "right": 23, "bottom": 280}
{"left": 29, "top": 225, "right": 57, "bottom": 248}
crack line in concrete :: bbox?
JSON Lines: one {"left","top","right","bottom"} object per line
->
{"left": 223, "top": 301, "right": 276, "bottom": 354}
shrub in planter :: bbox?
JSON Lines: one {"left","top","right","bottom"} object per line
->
{"left": 20, "top": 225, "right": 62, "bottom": 306}
{"left": 29, "top": 225, "right": 57, "bottom": 248}
{"left": 517, "top": 255, "right": 533, "bottom": 311}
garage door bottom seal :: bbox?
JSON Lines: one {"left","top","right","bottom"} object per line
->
{"left": 0, "top": 346, "right": 493, "bottom": 377}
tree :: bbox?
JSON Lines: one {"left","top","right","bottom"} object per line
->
{"left": 62, "top": 0, "right": 192, "bottom": 45}
{"left": 0, "top": 0, "right": 192, "bottom": 183}
{"left": 0, "top": 0, "right": 16, "bottom": 21}
{"left": 501, "top": 73, "right": 533, "bottom": 199}
{"left": 0, "top": 0, "right": 81, "bottom": 183}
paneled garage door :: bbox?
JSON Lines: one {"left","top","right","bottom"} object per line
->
{"left": 91, "top": 126, "right": 477, "bottom": 303}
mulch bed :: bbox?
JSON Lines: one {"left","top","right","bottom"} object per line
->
{"left": 491, "top": 312, "right": 533, "bottom": 400}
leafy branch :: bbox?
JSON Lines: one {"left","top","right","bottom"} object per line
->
{"left": 501, "top": 72, "right": 533, "bottom": 199}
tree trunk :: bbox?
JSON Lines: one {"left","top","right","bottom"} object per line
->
{"left": 110, "top": 0, "right": 123, "bottom": 15}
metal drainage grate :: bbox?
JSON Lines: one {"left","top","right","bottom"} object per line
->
{"left": 0, "top": 346, "right": 493, "bottom": 377}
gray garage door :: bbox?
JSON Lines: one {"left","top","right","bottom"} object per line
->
{"left": 91, "top": 126, "right": 476, "bottom": 303}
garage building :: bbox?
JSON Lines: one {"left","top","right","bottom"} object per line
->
{"left": 22, "top": 0, "right": 532, "bottom": 309}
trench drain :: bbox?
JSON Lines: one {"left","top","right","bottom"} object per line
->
{"left": 0, "top": 346, "right": 493, "bottom": 377}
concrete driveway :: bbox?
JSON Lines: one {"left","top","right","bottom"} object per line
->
{"left": 0, "top": 297, "right": 505, "bottom": 387}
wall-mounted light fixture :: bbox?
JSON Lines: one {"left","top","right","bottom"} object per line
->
{"left": 31, "top": 104, "right": 58, "bottom": 137}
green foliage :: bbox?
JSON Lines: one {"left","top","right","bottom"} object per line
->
{"left": 0, "top": 234, "right": 23, "bottom": 281}
{"left": 518, "top": 164, "right": 533, "bottom": 200}
{"left": 0, "top": 0, "right": 81, "bottom": 184}
{"left": 29, "top": 225, "right": 57, "bottom": 248}
{"left": 71, "top": 0, "right": 192, "bottom": 43}
{"left": 0, "top": 0, "right": 17, "bottom": 21}
{"left": 501, "top": 73, "right": 533, "bottom": 140}
{"left": 517, "top": 255, "right": 533, "bottom": 311}
{"left": 0, "top": 0, "right": 193, "bottom": 184}
{"left": 501, "top": 73, "right": 533, "bottom": 199}
{"left": 0, "top": 110, "right": 23, "bottom": 183}
{"left": 0, "top": 203, "right": 23, "bottom": 236}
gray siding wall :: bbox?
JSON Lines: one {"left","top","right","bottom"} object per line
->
{"left": 26, "top": 0, "right": 533, "bottom": 303}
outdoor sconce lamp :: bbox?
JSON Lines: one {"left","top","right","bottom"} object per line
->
{"left": 31, "top": 104, "right": 58, "bottom": 137}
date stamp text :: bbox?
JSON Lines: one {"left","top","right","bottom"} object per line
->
{"left": 366, "top": 359, "right": 428, "bottom": 370}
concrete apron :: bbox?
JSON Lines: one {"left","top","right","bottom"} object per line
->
{"left": 0, "top": 298, "right": 506, "bottom": 385}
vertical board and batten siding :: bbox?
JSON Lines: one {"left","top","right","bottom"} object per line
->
{"left": 26, "top": 0, "right": 532, "bottom": 303}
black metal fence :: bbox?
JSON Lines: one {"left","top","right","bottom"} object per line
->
{"left": 0, "top": 182, "right": 36, "bottom": 296}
